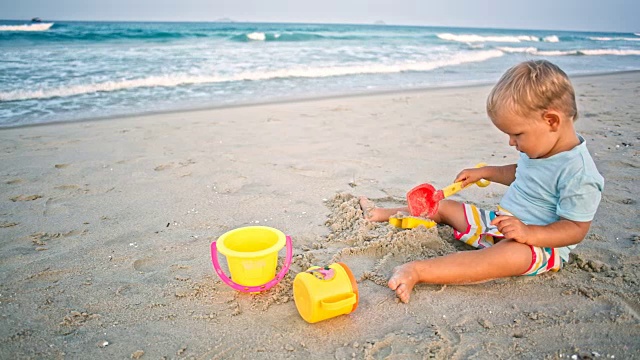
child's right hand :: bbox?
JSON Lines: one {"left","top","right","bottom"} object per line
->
{"left": 455, "top": 167, "right": 488, "bottom": 187}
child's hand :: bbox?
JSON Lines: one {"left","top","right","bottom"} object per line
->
{"left": 455, "top": 167, "right": 486, "bottom": 187}
{"left": 491, "top": 216, "right": 531, "bottom": 244}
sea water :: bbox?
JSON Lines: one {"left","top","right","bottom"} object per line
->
{"left": 1, "top": 20, "right": 639, "bottom": 127}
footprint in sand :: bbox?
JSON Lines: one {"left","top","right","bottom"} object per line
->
{"left": 43, "top": 195, "right": 89, "bottom": 216}
{"left": 27, "top": 230, "right": 86, "bottom": 249}
{"left": 10, "top": 194, "right": 42, "bottom": 202}
{"left": 328, "top": 105, "right": 351, "bottom": 112}
{"left": 288, "top": 165, "right": 329, "bottom": 178}
{"left": 53, "top": 184, "right": 90, "bottom": 195}
{"left": 363, "top": 331, "right": 451, "bottom": 359}
{"left": 217, "top": 176, "right": 250, "bottom": 194}
{"left": 154, "top": 163, "right": 174, "bottom": 171}
{"left": 54, "top": 164, "right": 70, "bottom": 169}
{"left": 5, "top": 179, "right": 23, "bottom": 185}
{"left": 154, "top": 159, "right": 195, "bottom": 172}
{"left": 133, "top": 257, "right": 165, "bottom": 273}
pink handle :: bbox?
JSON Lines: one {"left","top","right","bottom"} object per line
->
{"left": 210, "top": 236, "right": 293, "bottom": 293}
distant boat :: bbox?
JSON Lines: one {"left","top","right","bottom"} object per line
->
{"left": 0, "top": 22, "right": 53, "bottom": 31}
{"left": 31, "top": 17, "right": 42, "bottom": 23}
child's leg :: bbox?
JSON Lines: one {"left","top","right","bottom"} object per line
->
{"left": 359, "top": 196, "right": 468, "bottom": 230}
{"left": 360, "top": 197, "right": 531, "bottom": 302}
{"left": 359, "top": 197, "right": 408, "bottom": 222}
{"left": 388, "top": 239, "right": 533, "bottom": 303}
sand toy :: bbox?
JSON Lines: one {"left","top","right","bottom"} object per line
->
{"left": 407, "top": 163, "right": 490, "bottom": 217}
{"left": 389, "top": 213, "right": 436, "bottom": 229}
{"left": 293, "top": 263, "right": 358, "bottom": 323}
{"left": 211, "top": 226, "right": 292, "bottom": 293}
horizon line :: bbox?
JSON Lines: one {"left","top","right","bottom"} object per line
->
{"left": 0, "top": 18, "right": 636, "bottom": 35}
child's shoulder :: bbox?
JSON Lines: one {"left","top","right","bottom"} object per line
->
{"left": 556, "top": 139, "right": 604, "bottom": 191}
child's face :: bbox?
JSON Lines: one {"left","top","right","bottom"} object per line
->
{"left": 491, "top": 110, "right": 560, "bottom": 159}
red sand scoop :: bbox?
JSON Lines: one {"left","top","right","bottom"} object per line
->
{"left": 407, "top": 163, "right": 490, "bottom": 217}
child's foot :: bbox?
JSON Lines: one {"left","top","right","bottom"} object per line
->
{"left": 359, "top": 196, "right": 388, "bottom": 222}
{"left": 388, "top": 262, "right": 421, "bottom": 303}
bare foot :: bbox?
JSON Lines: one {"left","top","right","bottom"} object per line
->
{"left": 359, "top": 196, "right": 376, "bottom": 220}
{"left": 388, "top": 262, "right": 421, "bottom": 303}
{"left": 359, "top": 196, "right": 400, "bottom": 222}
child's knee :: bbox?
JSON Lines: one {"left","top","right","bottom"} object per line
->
{"left": 434, "top": 200, "right": 466, "bottom": 228}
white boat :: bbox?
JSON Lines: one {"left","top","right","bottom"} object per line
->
{"left": 0, "top": 22, "right": 54, "bottom": 31}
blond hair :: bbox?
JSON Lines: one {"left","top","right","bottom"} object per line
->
{"left": 487, "top": 60, "right": 578, "bottom": 121}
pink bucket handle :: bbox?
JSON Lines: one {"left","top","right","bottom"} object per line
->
{"left": 211, "top": 235, "right": 293, "bottom": 293}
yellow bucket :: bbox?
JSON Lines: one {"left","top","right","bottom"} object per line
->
{"left": 293, "top": 263, "right": 359, "bottom": 323}
{"left": 215, "top": 226, "right": 287, "bottom": 287}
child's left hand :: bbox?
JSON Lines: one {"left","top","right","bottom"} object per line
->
{"left": 491, "top": 216, "right": 531, "bottom": 244}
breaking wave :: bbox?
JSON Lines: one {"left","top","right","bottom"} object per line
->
{"left": 437, "top": 33, "right": 546, "bottom": 43}
{"left": 497, "top": 47, "right": 640, "bottom": 56}
{"left": 0, "top": 50, "right": 503, "bottom": 102}
{"left": 589, "top": 36, "right": 640, "bottom": 41}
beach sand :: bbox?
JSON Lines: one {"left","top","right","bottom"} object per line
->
{"left": 0, "top": 72, "right": 638, "bottom": 359}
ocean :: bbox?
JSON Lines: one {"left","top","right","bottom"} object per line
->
{"left": 1, "top": 20, "right": 639, "bottom": 127}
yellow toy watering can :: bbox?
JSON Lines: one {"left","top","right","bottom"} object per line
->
{"left": 293, "top": 263, "right": 359, "bottom": 323}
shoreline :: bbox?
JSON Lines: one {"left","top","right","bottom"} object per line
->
{"left": 2, "top": 69, "right": 639, "bottom": 130}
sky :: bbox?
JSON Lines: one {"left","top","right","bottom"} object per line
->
{"left": 1, "top": 0, "right": 639, "bottom": 33}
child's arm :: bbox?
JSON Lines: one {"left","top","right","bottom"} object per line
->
{"left": 455, "top": 164, "right": 517, "bottom": 187}
{"left": 491, "top": 216, "right": 591, "bottom": 248}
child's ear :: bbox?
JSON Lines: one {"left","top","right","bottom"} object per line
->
{"left": 542, "top": 111, "right": 561, "bottom": 131}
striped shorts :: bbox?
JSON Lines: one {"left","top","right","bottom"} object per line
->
{"left": 453, "top": 204, "right": 563, "bottom": 276}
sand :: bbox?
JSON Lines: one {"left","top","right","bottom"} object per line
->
{"left": 0, "top": 72, "right": 638, "bottom": 359}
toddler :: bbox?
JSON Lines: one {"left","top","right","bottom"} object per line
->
{"left": 360, "top": 60, "right": 604, "bottom": 303}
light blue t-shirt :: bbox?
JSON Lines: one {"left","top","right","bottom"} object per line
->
{"left": 499, "top": 134, "right": 604, "bottom": 261}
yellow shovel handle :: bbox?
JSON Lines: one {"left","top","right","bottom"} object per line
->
{"left": 475, "top": 162, "right": 491, "bottom": 187}
{"left": 441, "top": 163, "right": 490, "bottom": 198}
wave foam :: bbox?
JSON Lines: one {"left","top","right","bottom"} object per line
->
{"left": 543, "top": 35, "right": 559, "bottom": 42}
{"left": 0, "top": 50, "right": 503, "bottom": 102}
{"left": 246, "top": 32, "right": 266, "bottom": 41}
{"left": 496, "top": 47, "right": 538, "bottom": 53}
{"left": 577, "top": 49, "right": 640, "bottom": 56}
{"left": 497, "top": 47, "right": 640, "bottom": 56}
{"left": 0, "top": 23, "right": 53, "bottom": 31}
{"left": 588, "top": 36, "right": 640, "bottom": 41}
{"left": 437, "top": 33, "right": 539, "bottom": 43}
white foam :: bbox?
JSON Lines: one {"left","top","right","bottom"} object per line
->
{"left": 496, "top": 47, "right": 640, "bottom": 56}
{"left": 246, "top": 32, "right": 266, "bottom": 41}
{"left": 437, "top": 33, "right": 539, "bottom": 43}
{"left": 543, "top": 35, "right": 559, "bottom": 43}
{"left": 588, "top": 36, "right": 640, "bottom": 41}
{"left": 635, "top": 33, "right": 640, "bottom": 36}
{"left": 578, "top": 49, "right": 640, "bottom": 55}
{"left": 496, "top": 47, "right": 538, "bottom": 53}
{"left": 0, "top": 23, "right": 53, "bottom": 31}
{"left": 0, "top": 50, "right": 504, "bottom": 102}
{"left": 536, "top": 49, "right": 640, "bottom": 56}
{"left": 534, "top": 50, "right": 577, "bottom": 56}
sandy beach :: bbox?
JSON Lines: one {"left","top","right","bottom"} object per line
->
{"left": 0, "top": 71, "right": 638, "bottom": 359}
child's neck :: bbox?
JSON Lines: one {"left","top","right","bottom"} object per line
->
{"left": 547, "top": 129, "right": 580, "bottom": 158}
